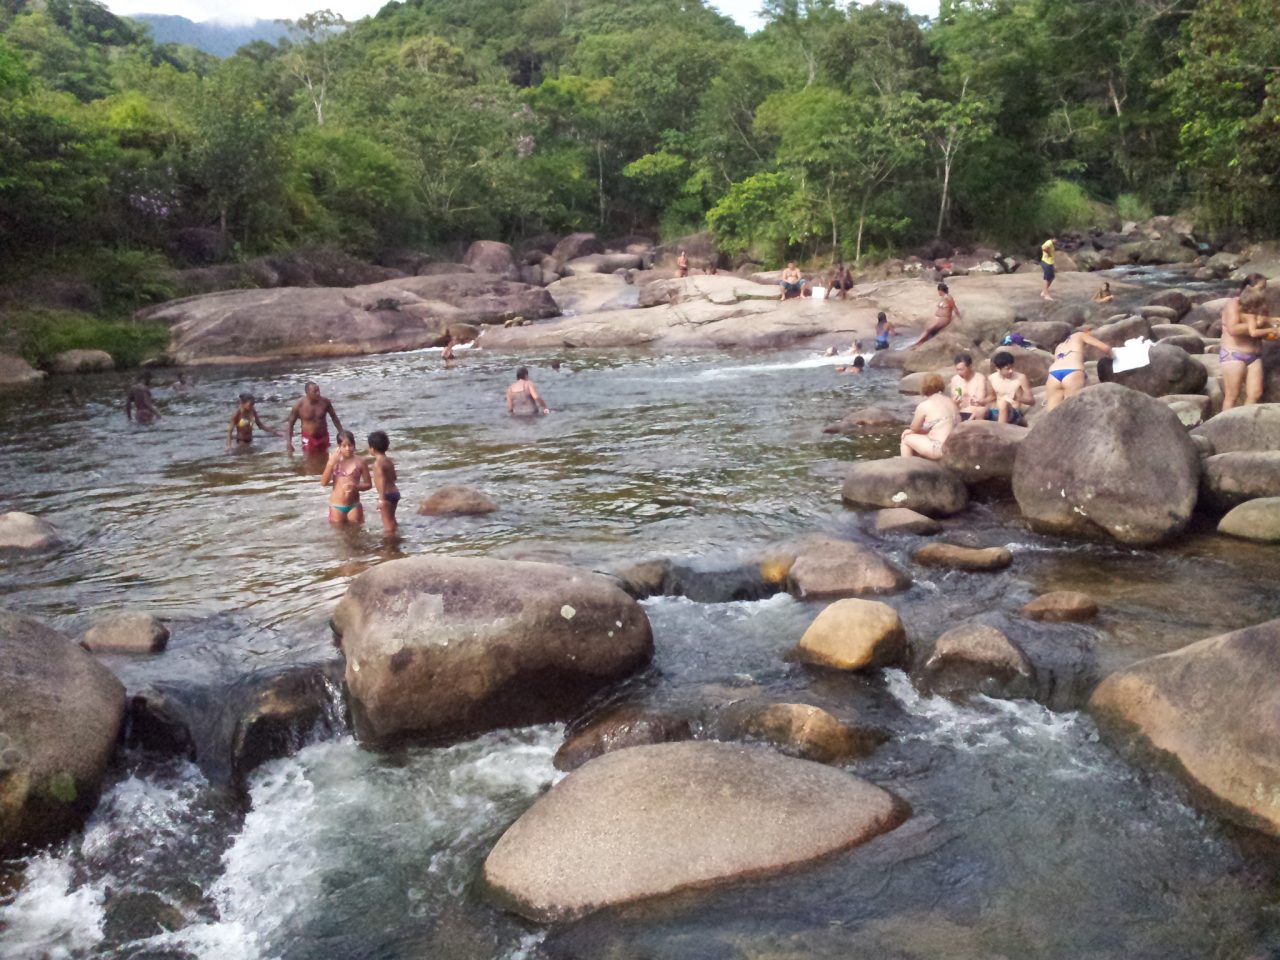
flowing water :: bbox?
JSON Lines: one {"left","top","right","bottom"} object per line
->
{"left": 3, "top": 340, "right": 1280, "bottom": 959}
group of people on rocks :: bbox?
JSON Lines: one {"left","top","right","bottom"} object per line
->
{"left": 125, "top": 364, "right": 555, "bottom": 535}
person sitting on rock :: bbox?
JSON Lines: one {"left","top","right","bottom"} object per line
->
{"left": 321, "top": 430, "right": 372, "bottom": 525}
{"left": 1092, "top": 282, "right": 1113, "bottom": 304}
{"left": 950, "top": 352, "right": 993, "bottom": 421}
{"left": 836, "top": 357, "right": 866, "bottom": 374}
{"left": 1220, "top": 277, "right": 1271, "bottom": 411}
{"left": 874, "top": 312, "right": 895, "bottom": 350}
{"left": 1045, "top": 328, "right": 1112, "bottom": 411}
{"left": 507, "top": 366, "right": 549, "bottom": 416}
{"left": 227, "top": 392, "right": 278, "bottom": 448}
{"left": 826, "top": 262, "right": 853, "bottom": 301}
{"left": 988, "top": 351, "right": 1036, "bottom": 425}
{"left": 778, "top": 262, "right": 805, "bottom": 300}
{"left": 911, "top": 284, "right": 961, "bottom": 348}
{"left": 125, "top": 372, "right": 161, "bottom": 424}
{"left": 901, "top": 373, "right": 960, "bottom": 459}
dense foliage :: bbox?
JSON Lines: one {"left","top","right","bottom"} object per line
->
{"left": 1, "top": 0, "right": 1277, "bottom": 272}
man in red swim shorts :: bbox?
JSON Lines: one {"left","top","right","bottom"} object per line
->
{"left": 286, "top": 381, "right": 343, "bottom": 455}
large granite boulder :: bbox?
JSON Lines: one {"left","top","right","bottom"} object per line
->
{"left": 1099, "top": 342, "right": 1207, "bottom": 397}
{"left": 552, "top": 232, "right": 604, "bottom": 266}
{"left": 1012, "top": 383, "right": 1200, "bottom": 545}
{"left": 0, "top": 612, "right": 125, "bottom": 855}
{"left": 785, "top": 536, "right": 911, "bottom": 599}
{"left": 150, "top": 274, "right": 558, "bottom": 364}
{"left": 332, "top": 557, "right": 653, "bottom": 747}
{"left": 1192, "top": 405, "right": 1280, "bottom": 454}
{"left": 0, "top": 354, "right": 45, "bottom": 384}
{"left": 48, "top": 349, "right": 114, "bottom": 374}
{"left": 940, "top": 420, "right": 1027, "bottom": 490}
{"left": 1199, "top": 451, "right": 1280, "bottom": 512}
{"left": 979, "top": 345, "right": 1053, "bottom": 387}
{"left": 1089, "top": 617, "right": 1280, "bottom": 835}
{"left": 463, "top": 241, "right": 519, "bottom": 279}
{"left": 842, "top": 458, "right": 969, "bottom": 517}
{"left": 544, "top": 275, "right": 636, "bottom": 315}
{"left": 0, "top": 512, "right": 63, "bottom": 551}
{"left": 1219, "top": 498, "right": 1280, "bottom": 542}
{"left": 483, "top": 742, "right": 909, "bottom": 922}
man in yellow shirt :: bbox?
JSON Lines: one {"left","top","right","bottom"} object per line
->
{"left": 1040, "top": 237, "right": 1056, "bottom": 301}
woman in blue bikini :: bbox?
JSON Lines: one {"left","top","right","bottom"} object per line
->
{"left": 321, "top": 430, "right": 372, "bottom": 525}
{"left": 1045, "top": 328, "right": 1113, "bottom": 411}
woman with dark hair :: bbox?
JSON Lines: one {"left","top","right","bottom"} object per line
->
{"left": 321, "top": 430, "right": 372, "bottom": 524}
{"left": 506, "top": 366, "right": 550, "bottom": 416}
{"left": 901, "top": 373, "right": 960, "bottom": 459}
{"left": 1219, "top": 274, "right": 1271, "bottom": 411}
{"left": 912, "top": 283, "right": 961, "bottom": 348}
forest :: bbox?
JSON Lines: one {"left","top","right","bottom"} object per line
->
{"left": 0, "top": 0, "right": 1277, "bottom": 300}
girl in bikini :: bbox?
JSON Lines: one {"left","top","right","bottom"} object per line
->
{"left": 321, "top": 430, "right": 372, "bottom": 525}
{"left": 1045, "top": 328, "right": 1113, "bottom": 411}
{"left": 1220, "top": 279, "right": 1270, "bottom": 411}
{"left": 901, "top": 374, "right": 960, "bottom": 460}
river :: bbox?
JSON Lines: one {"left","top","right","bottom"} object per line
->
{"left": 2, "top": 334, "right": 1280, "bottom": 959}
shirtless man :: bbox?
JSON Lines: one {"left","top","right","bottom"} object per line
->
{"left": 778, "top": 262, "right": 804, "bottom": 300}
{"left": 950, "top": 352, "right": 993, "bottom": 421}
{"left": 125, "top": 373, "right": 161, "bottom": 423}
{"left": 1220, "top": 275, "right": 1270, "bottom": 411}
{"left": 912, "top": 283, "right": 961, "bottom": 348}
{"left": 988, "top": 351, "right": 1035, "bottom": 425}
{"left": 286, "top": 381, "right": 343, "bottom": 455}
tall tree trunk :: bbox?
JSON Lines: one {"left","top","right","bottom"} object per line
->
{"left": 596, "top": 140, "right": 605, "bottom": 229}
{"left": 935, "top": 152, "right": 953, "bottom": 239}
{"left": 856, "top": 196, "right": 868, "bottom": 264}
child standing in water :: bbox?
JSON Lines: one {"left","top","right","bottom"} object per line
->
{"left": 321, "top": 430, "right": 372, "bottom": 525}
{"left": 874, "top": 312, "right": 895, "bottom": 350}
{"left": 226, "top": 393, "right": 278, "bottom": 448}
{"left": 367, "top": 431, "right": 401, "bottom": 536}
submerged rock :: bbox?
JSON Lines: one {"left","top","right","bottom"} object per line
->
{"left": 1022, "top": 591, "right": 1099, "bottom": 623}
{"left": 709, "top": 701, "right": 885, "bottom": 765}
{"left": 873, "top": 507, "right": 942, "bottom": 536}
{"left": 554, "top": 706, "right": 692, "bottom": 771}
{"left": 0, "top": 512, "right": 62, "bottom": 551}
{"left": 792, "top": 598, "right": 907, "bottom": 671}
{"left": 823, "top": 405, "right": 906, "bottom": 435}
{"left": 1089, "top": 617, "right": 1280, "bottom": 836}
{"left": 1012, "top": 383, "right": 1200, "bottom": 545}
{"left": 81, "top": 613, "right": 170, "bottom": 654}
{"left": 332, "top": 557, "right": 654, "bottom": 747}
{"left": 786, "top": 536, "right": 911, "bottom": 599}
{"left": 0, "top": 611, "right": 125, "bottom": 855}
{"left": 842, "top": 457, "right": 969, "bottom": 517}
{"left": 418, "top": 485, "right": 497, "bottom": 516}
{"left": 912, "top": 542, "right": 1012, "bottom": 572}
{"left": 919, "top": 621, "right": 1034, "bottom": 700}
{"left": 483, "top": 742, "right": 909, "bottom": 922}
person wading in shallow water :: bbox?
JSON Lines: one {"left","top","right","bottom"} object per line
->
{"left": 125, "top": 372, "right": 161, "bottom": 423}
{"left": 226, "top": 392, "right": 279, "bottom": 448}
{"left": 321, "top": 430, "right": 371, "bottom": 525}
{"left": 506, "top": 366, "right": 549, "bottom": 416}
{"left": 286, "top": 381, "right": 343, "bottom": 455}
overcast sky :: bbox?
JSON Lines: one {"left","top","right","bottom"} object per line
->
{"left": 104, "top": 0, "right": 938, "bottom": 31}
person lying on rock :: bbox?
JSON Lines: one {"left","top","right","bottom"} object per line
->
{"left": 950, "top": 352, "right": 993, "bottom": 421}
{"left": 911, "top": 284, "right": 961, "bottom": 348}
{"left": 1220, "top": 277, "right": 1271, "bottom": 411}
{"left": 989, "top": 351, "right": 1036, "bottom": 425}
{"left": 322, "top": 430, "right": 372, "bottom": 525}
{"left": 1045, "top": 329, "right": 1112, "bottom": 411}
{"left": 287, "top": 381, "right": 344, "bottom": 456}
{"left": 367, "top": 430, "right": 400, "bottom": 537}
{"left": 125, "top": 372, "right": 161, "bottom": 424}
{"left": 507, "top": 366, "right": 550, "bottom": 416}
{"left": 874, "top": 311, "right": 894, "bottom": 350}
{"left": 778, "top": 262, "right": 805, "bottom": 300}
{"left": 901, "top": 373, "right": 960, "bottom": 459}
{"left": 227, "top": 393, "right": 279, "bottom": 448}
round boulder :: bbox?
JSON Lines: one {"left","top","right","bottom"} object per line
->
{"left": 786, "top": 536, "right": 911, "bottom": 599}
{"left": 483, "top": 741, "right": 909, "bottom": 922}
{"left": 0, "top": 611, "right": 126, "bottom": 855}
{"left": 1089, "top": 617, "right": 1280, "bottom": 836}
{"left": 912, "top": 543, "right": 1012, "bottom": 572}
{"left": 0, "top": 512, "right": 62, "bottom": 551}
{"left": 332, "top": 557, "right": 654, "bottom": 747}
{"left": 919, "top": 621, "right": 1034, "bottom": 700}
{"left": 552, "top": 232, "right": 604, "bottom": 266}
{"left": 1218, "top": 498, "right": 1280, "bottom": 543}
{"left": 81, "top": 613, "right": 170, "bottom": 654}
{"left": 48, "top": 349, "right": 115, "bottom": 375}
{"left": 842, "top": 458, "right": 969, "bottom": 517}
{"left": 1022, "top": 591, "right": 1099, "bottom": 622}
{"left": 940, "top": 420, "right": 1027, "bottom": 489}
{"left": 1200, "top": 451, "right": 1280, "bottom": 512}
{"left": 463, "top": 241, "right": 519, "bottom": 279}
{"left": 0, "top": 354, "right": 45, "bottom": 384}
{"left": 1012, "top": 384, "right": 1200, "bottom": 545}
{"left": 1099, "top": 342, "right": 1207, "bottom": 397}
{"left": 554, "top": 705, "right": 691, "bottom": 771}
{"left": 1192, "top": 405, "right": 1280, "bottom": 454}
{"left": 792, "top": 598, "right": 907, "bottom": 671}
{"left": 418, "top": 485, "right": 497, "bottom": 516}
{"left": 873, "top": 507, "right": 941, "bottom": 536}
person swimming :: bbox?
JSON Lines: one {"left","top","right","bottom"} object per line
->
{"left": 321, "top": 430, "right": 372, "bottom": 525}
{"left": 836, "top": 356, "right": 866, "bottom": 374}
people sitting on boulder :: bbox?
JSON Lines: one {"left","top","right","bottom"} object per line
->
{"left": 874, "top": 312, "right": 894, "bottom": 350}
{"left": 950, "top": 352, "right": 993, "bottom": 421}
{"left": 1092, "top": 282, "right": 1113, "bottom": 304}
{"left": 322, "top": 430, "right": 372, "bottom": 525}
{"left": 989, "top": 351, "right": 1036, "bottom": 424}
{"left": 901, "top": 373, "right": 960, "bottom": 459}
{"left": 911, "top": 284, "right": 961, "bottom": 348}
{"left": 826, "top": 262, "right": 853, "bottom": 301}
{"left": 1045, "top": 329, "right": 1112, "bottom": 411}
{"left": 778, "top": 262, "right": 805, "bottom": 300}
{"left": 507, "top": 366, "right": 550, "bottom": 416}
{"left": 835, "top": 357, "right": 866, "bottom": 374}
{"left": 226, "top": 392, "right": 278, "bottom": 448}
{"left": 1220, "top": 276, "right": 1271, "bottom": 411}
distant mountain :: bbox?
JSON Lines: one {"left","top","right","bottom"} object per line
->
{"left": 130, "top": 14, "right": 289, "bottom": 57}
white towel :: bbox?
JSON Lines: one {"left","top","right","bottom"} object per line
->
{"left": 1111, "top": 337, "right": 1153, "bottom": 373}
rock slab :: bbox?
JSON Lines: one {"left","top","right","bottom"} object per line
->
{"left": 483, "top": 741, "right": 909, "bottom": 922}
{"left": 1089, "top": 617, "right": 1280, "bottom": 836}
{"left": 842, "top": 458, "right": 969, "bottom": 517}
{"left": 332, "top": 557, "right": 653, "bottom": 747}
